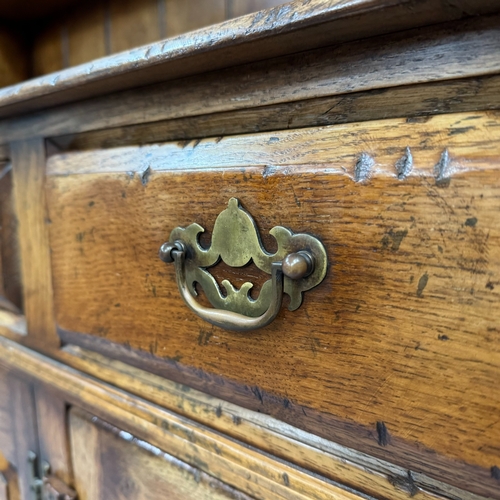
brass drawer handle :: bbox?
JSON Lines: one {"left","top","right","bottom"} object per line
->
{"left": 159, "top": 198, "right": 327, "bottom": 332}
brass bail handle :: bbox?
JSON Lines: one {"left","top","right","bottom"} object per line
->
{"left": 158, "top": 198, "right": 328, "bottom": 332}
{"left": 159, "top": 241, "right": 315, "bottom": 332}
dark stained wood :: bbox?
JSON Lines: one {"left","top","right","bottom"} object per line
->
{"left": 1, "top": 0, "right": 500, "bottom": 119}
{"left": 67, "top": 3, "right": 106, "bottom": 68}
{"left": 165, "top": 0, "right": 225, "bottom": 37}
{"left": 0, "top": 28, "right": 29, "bottom": 88}
{"left": 32, "top": 21, "right": 65, "bottom": 77}
{"left": 229, "top": 0, "right": 288, "bottom": 18}
{"left": 109, "top": 0, "right": 161, "bottom": 53}
{"left": 52, "top": 74, "right": 500, "bottom": 151}
{"left": 11, "top": 139, "right": 59, "bottom": 349}
{"left": 0, "top": 163, "right": 22, "bottom": 312}
{"left": 10, "top": 375, "right": 39, "bottom": 500}
{"left": 35, "top": 384, "right": 75, "bottom": 489}
{"left": 0, "top": 0, "right": 80, "bottom": 20}
{"left": 45, "top": 112, "right": 500, "bottom": 497}
{"left": 3, "top": 14, "right": 500, "bottom": 144}
{"left": 0, "top": 366, "right": 16, "bottom": 468}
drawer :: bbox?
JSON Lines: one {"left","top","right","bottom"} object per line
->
{"left": 46, "top": 111, "right": 500, "bottom": 497}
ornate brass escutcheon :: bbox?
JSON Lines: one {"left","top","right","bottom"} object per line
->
{"left": 159, "top": 198, "right": 327, "bottom": 331}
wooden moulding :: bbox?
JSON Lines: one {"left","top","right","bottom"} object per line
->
{"left": 0, "top": 336, "right": 486, "bottom": 500}
{"left": 0, "top": 0, "right": 499, "bottom": 119}
{"left": 52, "top": 74, "right": 500, "bottom": 152}
{"left": 2, "top": 13, "right": 500, "bottom": 144}
{"left": 45, "top": 111, "right": 500, "bottom": 497}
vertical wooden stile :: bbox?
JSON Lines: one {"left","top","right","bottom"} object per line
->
{"left": 10, "top": 138, "right": 59, "bottom": 350}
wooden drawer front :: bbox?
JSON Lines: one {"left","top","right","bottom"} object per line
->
{"left": 69, "top": 409, "right": 251, "bottom": 500}
{"left": 46, "top": 112, "right": 500, "bottom": 497}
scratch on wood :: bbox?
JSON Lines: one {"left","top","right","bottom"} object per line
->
{"left": 354, "top": 153, "right": 374, "bottom": 182}
{"left": 381, "top": 229, "right": 408, "bottom": 251}
{"left": 376, "top": 421, "right": 390, "bottom": 446}
{"left": 395, "top": 147, "right": 413, "bottom": 179}
{"left": 492, "top": 466, "right": 500, "bottom": 481}
{"left": 417, "top": 273, "right": 429, "bottom": 297}
{"left": 140, "top": 166, "right": 152, "bottom": 186}
{"left": 389, "top": 471, "right": 418, "bottom": 497}
{"left": 434, "top": 149, "right": 451, "bottom": 187}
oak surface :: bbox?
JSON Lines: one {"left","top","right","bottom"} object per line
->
{"left": 70, "top": 408, "right": 253, "bottom": 500}
{"left": 46, "top": 111, "right": 500, "bottom": 496}
{"left": 58, "top": 345, "right": 483, "bottom": 500}
{"left": 1, "top": 0, "right": 500, "bottom": 119}
{"left": 0, "top": 336, "right": 371, "bottom": 500}
{"left": 11, "top": 139, "right": 59, "bottom": 349}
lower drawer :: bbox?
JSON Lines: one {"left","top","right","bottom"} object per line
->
{"left": 45, "top": 112, "right": 500, "bottom": 497}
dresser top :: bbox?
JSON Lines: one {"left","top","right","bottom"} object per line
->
{"left": 0, "top": 0, "right": 498, "bottom": 119}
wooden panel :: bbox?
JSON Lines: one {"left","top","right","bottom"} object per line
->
{"left": 0, "top": 336, "right": 487, "bottom": 499}
{"left": 68, "top": 4, "right": 106, "bottom": 67}
{"left": 166, "top": 0, "right": 226, "bottom": 37}
{"left": 0, "top": 164, "right": 22, "bottom": 312}
{"left": 56, "top": 345, "right": 485, "bottom": 500}
{"left": 1, "top": 1, "right": 500, "bottom": 119}
{"left": 0, "top": 367, "right": 15, "bottom": 467}
{"left": 0, "top": 337, "right": 371, "bottom": 500}
{"left": 0, "top": 29, "right": 28, "bottom": 88}
{"left": 70, "top": 409, "right": 253, "bottom": 500}
{"left": 109, "top": 0, "right": 161, "bottom": 54}
{"left": 11, "top": 139, "right": 58, "bottom": 348}
{"left": 229, "top": 0, "right": 289, "bottom": 19}
{"left": 3, "top": 14, "right": 500, "bottom": 144}
{"left": 45, "top": 112, "right": 500, "bottom": 497}
{"left": 11, "top": 376, "right": 39, "bottom": 500}
{"left": 0, "top": 368, "right": 21, "bottom": 500}
{"left": 0, "top": 453, "right": 20, "bottom": 500}
{"left": 35, "top": 385, "right": 74, "bottom": 488}
{"left": 32, "top": 23, "right": 64, "bottom": 77}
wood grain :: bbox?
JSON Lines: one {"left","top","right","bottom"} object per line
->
{"left": 165, "top": 0, "right": 225, "bottom": 37}
{"left": 58, "top": 344, "right": 486, "bottom": 500}
{"left": 109, "top": 0, "right": 161, "bottom": 53}
{"left": 1, "top": 0, "right": 500, "bottom": 119}
{"left": 0, "top": 336, "right": 371, "bottom": 500}
{"left": 35, "top": 384, "right": 74, "bottom": 488}
{"left": 0, "top": 29, "right": 29, "bottom": 88}
{"left": 52, "top": 74, "right": 500, "bottom": 152}
{"left": 0, "top": 164, "right": 22, "bottom": 312}
{"left": 70, "top": 408, "right": 253, "bottom": 500}
{"left": 32, "top": 22, "right": 64, "bottom": 77}
{"left": 11, "top": 139, "right": 58, "bottom": 349}
{"left": 0, "top": 368, "right": 20, "bottom": 500}
{"left": 0, "top": 367, "right": 16, "bottom": 468}
{"left": 229, "top": 0, "right": 288, "bottom": 19}
{"left": 68, "top": 4, "right": 106, "bottom": 68}
{"left": 45, "top": 111, "right": 500, "bottom": 497}
{"left": 3, "top": 14, "right": 500, "bottom": 145}
{"left": 10, "top": 375, "right": 39, "bottom": 500}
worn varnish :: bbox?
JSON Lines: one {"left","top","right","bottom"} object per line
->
{"left": 3, "top": 14, "right": 500, "bottom": 144}
{"left": 1, "top": 0, "right": 500, "bottom": 118}
{"left": 0, "top": 337, "right": 372, "bottom": 500}
{"left": 57, "top": 345, "right": 486, "bottom": 500}
{"left": 70, "top": 408, "right": 253, "bottom": 500}
{"left": 11, "top": 139, "right": 59, "bottom": 348}
{"left": 52, "top": 74, "right": 500, "bottom": 152}
{"left": 45, "top": 111, "right": 500, "bottom": 496}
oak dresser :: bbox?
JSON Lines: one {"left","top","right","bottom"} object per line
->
{"left": 0, "top": 1, "right": 500, "bottom": 499}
